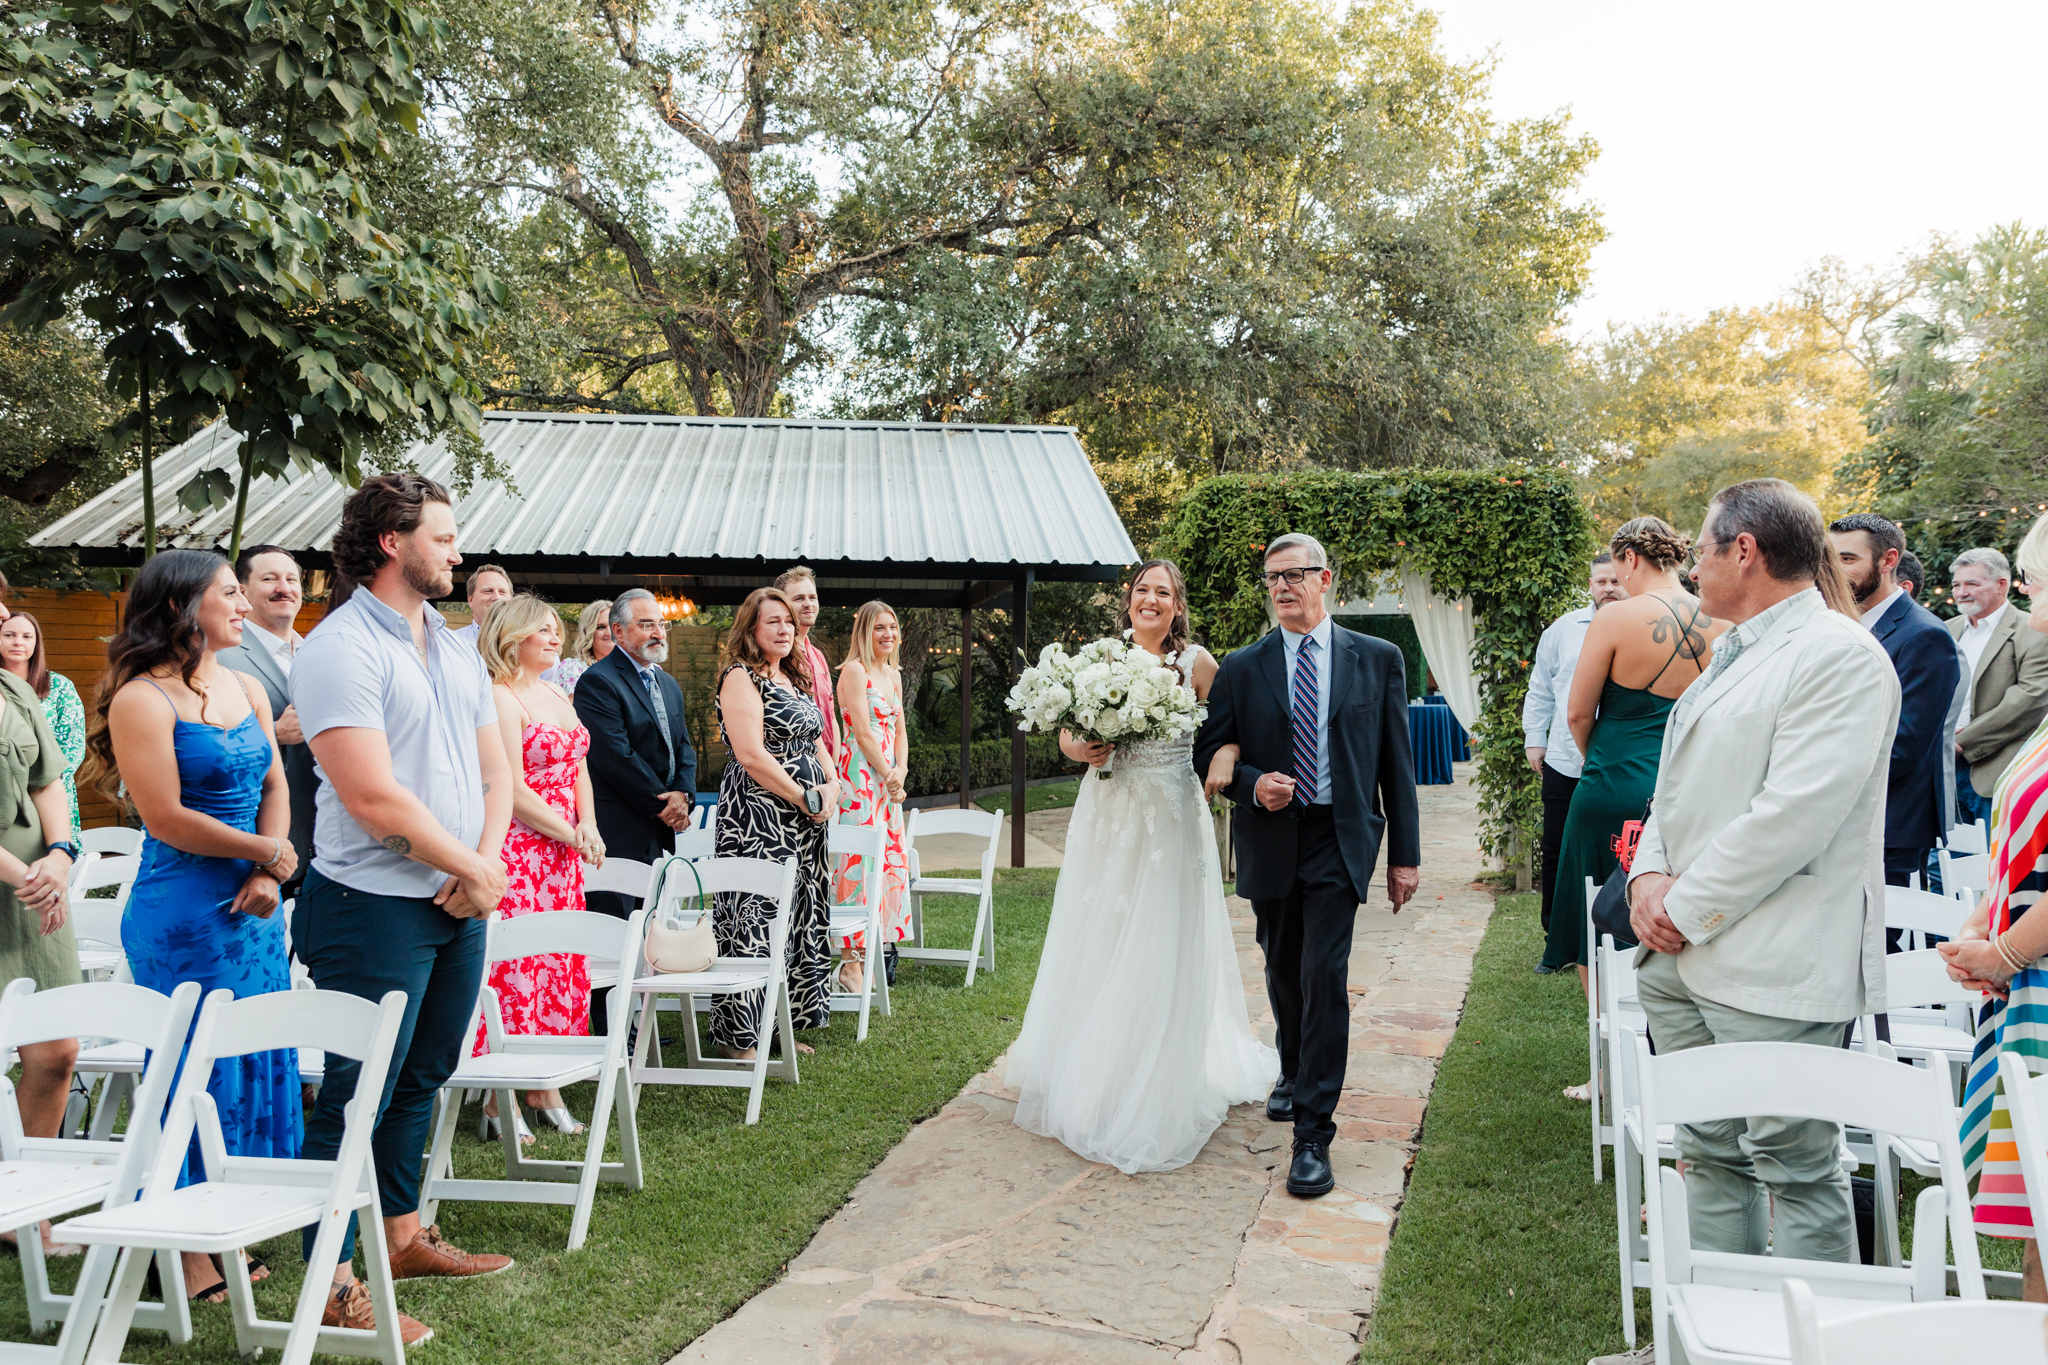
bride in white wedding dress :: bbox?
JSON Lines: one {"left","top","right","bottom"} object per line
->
{"left": 1005, "top": 560, "right": 1279, "bottom": 1174}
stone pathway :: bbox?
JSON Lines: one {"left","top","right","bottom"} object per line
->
{"left": 675, "top": 770, "right": 1492, "bottom": 1364}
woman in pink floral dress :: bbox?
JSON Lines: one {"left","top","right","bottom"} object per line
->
{"left": 475, "top": 595, "right": 604, "bottom": 1139}
{"left": 834, "top": 601, "right": 909, "bottom": 993}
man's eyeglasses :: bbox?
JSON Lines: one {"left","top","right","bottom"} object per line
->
{"left": 1686, "top": 539, "right": 1730, "bottom": 569}
{"left": 1261, "top": 567, "right": 1328, "bottom": 587}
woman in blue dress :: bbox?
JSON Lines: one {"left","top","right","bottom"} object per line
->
{"left": 87, "top": 549, "right": 301, "bottom": 1303}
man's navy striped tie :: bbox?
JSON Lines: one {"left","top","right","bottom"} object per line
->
{"left": 1291, "top": 636, "right": 1319, "bottom": 806}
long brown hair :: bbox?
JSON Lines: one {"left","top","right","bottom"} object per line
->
{"left": 722, "top": 587, "right": 805, "bottom": 688}
{"left": 1118, "top": 559, "right": 1193, "bottom": 660}
{"left": 84, "top": 549, "right": 229, "bottom": 805}
{"left": 1, "top": 612, "right": 51, "bottom": 700}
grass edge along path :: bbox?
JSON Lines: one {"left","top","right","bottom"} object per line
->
{"left": 0, "top": 869, "right": 1058, "bottom": 1365}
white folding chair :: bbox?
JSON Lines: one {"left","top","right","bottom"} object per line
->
{"left": 77, "top": 829, "right": 142, "bottom": 860}
{"left": 628, "top": 855, "right": 800, "bottom": 1125}
{"left": 1782, "top": 1278, "right": 2048, "bottom": 1364}
{"left": 1585, "top": 877, "right": 1611, "bottom": 1182}
{"left": 1638, "top": 1038, "right": 1984, "bottom": 1365}
{"left": 420, "top": 909, "right": 648, "bottom": 1251}
{"left": 901, "top": 807, "right": 1001, "bottom": 985}
{"left": 59, "top": 987, "right": 411, "bottom": 1365}
{"left": 66, "top": 856, "right": 137, "bottom": 981}
{"left": 1941, "top": 818, "right": 1990, "bottom": 858}
{"left": 0, "top": 979, "right": 202, "bottom": 1365}
{"left": 581, "top": 857, "right": 655, "bottom": 995}
{"left": 1938, "top": 849, "right": 1990, "bottom": 897}
{"left": 1996, "top": 1049, "right": 2048, "bottom": 1239}
{"left": 1602, "top": 933, "right": 1676, "bottom": 1349}
{"left": 1884, "top": 884, "right": 1971, "bottom": 953}
{"left": 671, "top": 825, "right": 715, "bottom": 860}
{"left": 826, "top": 823, "right": 891, "bottom": 1042}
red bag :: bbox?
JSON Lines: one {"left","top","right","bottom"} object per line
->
{"left": 1611, "top": 820, "right": 1644, "bottom": 874}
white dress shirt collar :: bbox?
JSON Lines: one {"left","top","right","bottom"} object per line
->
{"left": 1962, "top": 602, "right": 2008, "bottom": 639}
{"left": 1858, "top": 586, "right": 1906, "bottom": 629}
{"left": 247, "top": 618, "right": 301, "bottom": 675}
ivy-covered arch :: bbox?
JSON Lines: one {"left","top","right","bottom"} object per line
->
{"left": 1159, "top": 465, "right": 1597, "bottom": 861}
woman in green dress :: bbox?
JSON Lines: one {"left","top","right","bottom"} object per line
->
{"left": 1542, "top": 518, "right": 1724, "bottom": 1097}
{"left": 0, "top": 656, "right": 80, "bottom": 1237}
{"left": 0, "top": 613, "right": 86, "bottom": 834}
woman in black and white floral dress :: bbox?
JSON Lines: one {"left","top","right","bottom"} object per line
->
{"left": 712, "top": 587, "right": 838, "bottom": 1058}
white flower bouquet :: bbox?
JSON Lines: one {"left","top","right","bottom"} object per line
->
{"left": 1005, "top": 634, "right": 1205, "bottom": 778}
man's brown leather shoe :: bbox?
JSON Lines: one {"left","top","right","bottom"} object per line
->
{"left": 388, "top": 1224, "right": 513, "bottom": 1280}
{"left": 322, "top": 1280, "right": 432, "bottom": 1346}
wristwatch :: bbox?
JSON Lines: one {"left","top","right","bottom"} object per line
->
{"left": 803, "top": 786, "right": 825, "bottom": 815}
{"left": 43, "top": 840, "right": 77, "bottom": 861}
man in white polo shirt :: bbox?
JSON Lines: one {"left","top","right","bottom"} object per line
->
{"left": 292, "top": 473, "right": 514, "bottom": 1342}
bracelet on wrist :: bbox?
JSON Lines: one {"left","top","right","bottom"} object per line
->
{"left": 1997, "top": 931, "right": 2032, "bottom": 975}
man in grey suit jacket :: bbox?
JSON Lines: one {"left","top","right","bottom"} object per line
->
{"left": 1948, "top": 547, "right": 2048, "bottom": 827}
{"left": 218, "top": 544, "right": 317, "bottom": 895}
{"left": 1626, "top": 480, "right": 1899, "bottom": 1268}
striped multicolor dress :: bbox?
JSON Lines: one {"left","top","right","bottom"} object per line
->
{"left": 1960, "top": 719, "right": 2048, "bottom": 1235}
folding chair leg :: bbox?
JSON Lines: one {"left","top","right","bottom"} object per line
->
{"left": 52, "top": 1242, "right": 124, "bottom": 1365}
{"left": 1877, "top": 1147, "right": 1904, "bottom": 1268}
{"left": 86, "top": 1071, "right": 130, "bottom": 1142}
{"left": 857, "top": 915, "right": 880, "bottom": 1042}
{"left": 1614, "top": 1127, "right": 1641, "bottom": 1348}
{"left": 1590, "top": 1019, "right": 1605, "bottom": 1184}
{"left": 566, "top": 1068, "right": 620, "bottom": 1250}
{"left": 614, "top": 1062, "right": 643, "bottom": 1189}
{"left": 419, "top": 1085, "right": 463, "bottom": 1229}
{"left": 81, "top": 1242, "right": 157, "bottom": 1365}
{"left": 964, "top": 890, "right": 992, "bottom": 988}
{"left": 19, "top": 1218, "right": 56, "bottom": 1331}
{"left": 221, "top": 1243, "right": 264, "bottom": 1359}
{"left": 349, "top": 1197, "right": 406, "bottom": 1365}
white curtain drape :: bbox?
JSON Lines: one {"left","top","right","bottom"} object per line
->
{"left": 1399, "top": 566, "right": 1481, "bottom": 730}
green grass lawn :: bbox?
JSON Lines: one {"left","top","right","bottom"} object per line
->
{"left": 973, "top": 777, "right": 1080, "bottom": 818}
{"left": 1362, "top": 891, "right": 2021, "bottom": 1365}
{"left": 0, "top": 869, "right": 1058, "bottom": 1364}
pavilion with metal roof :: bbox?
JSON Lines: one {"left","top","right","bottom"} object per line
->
{"left": 35, "top": 411, "right": 1139, "bottom": 862}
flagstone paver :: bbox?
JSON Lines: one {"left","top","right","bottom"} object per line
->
{"left": 672, "top": 769, "right": 1494, "bottom": 1364}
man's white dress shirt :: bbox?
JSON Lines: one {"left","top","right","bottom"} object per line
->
{"left": 1956, "top": 602, "right": 2008, "bottom": 730}
{"left": 248, "top": 620, "right": 301, "bottom": 679}
{"left": 1521, "top": 605, "right": 1595, "bottom": 779}
{"left": 1278, "top": 615, "right": 1334, "bottom": 806}
{"left": 1857, "top": 586, "right": 1905, "bottom": 630}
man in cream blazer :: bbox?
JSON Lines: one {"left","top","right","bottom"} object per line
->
{"left": 1626, "top": 479, "right": 1900, "bottom": 1267}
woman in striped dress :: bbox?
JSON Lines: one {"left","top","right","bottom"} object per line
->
{"left": 1949, "top": 516, "right": 2048, "bottom": 1301}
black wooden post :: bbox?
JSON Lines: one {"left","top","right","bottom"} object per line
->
{"left": 1011, "top": 571, "right": 1033, "bottom": 867}
{"left": 957, "top": 605, "right": 973, "bottom": 809}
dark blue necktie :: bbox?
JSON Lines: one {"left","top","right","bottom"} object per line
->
{"left": 1291, "top": 637, "right": 1319, "bottom": 806}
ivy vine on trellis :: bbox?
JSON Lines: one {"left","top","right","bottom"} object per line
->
{"left": 1159, "top": 465, "right": 1597, "bottom": 863}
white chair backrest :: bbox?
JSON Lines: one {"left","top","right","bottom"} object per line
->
{"left": 486, "top": 907, "right": 646, "bottom": 966}
{"left": 907, "top": 808, "right": 1004, "bottom": 844}
{"left": 672, "top": 825, "right": 716, "bottom": 860}
{"left": 1885, "top": 884, "right": 1971, "bottom": 938}
{"left": 1941, "top": 850, "right": 1991, "bottom": 895}
{"left": 650, "top": 854, "right": 795, "bottom": 911}
{"left": 694, "top": 800, "right": 716, "bottom": 830}
{"left": 68, "top": 851, "right": 139, "bottom": 901}
{"left": 0, "top": 978, "right": 201, "bottom": 1163}
{"left": 1782, "top": 1278, "right": 2048, "bottom": 1364}
{"left": 828, "top": 821, "right": 884, "bottom": 865}
{"left": 69, "top": 897, "right": 126, "bottom": 953}
{"left": 1884, "top": 948, "right": 1980, "bottom": 1011}
{"left": 583, "top": 857, "right": 654, "bottom": 902}
{"left": 1943, "top": 819, "right": 1990, "bottom": 858}
{"left": 79, "top": 827, "right": 143, "bottom": 859}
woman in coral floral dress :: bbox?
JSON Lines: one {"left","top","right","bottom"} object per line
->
{"left": 475, "top": 595, "right": 604, "bottom": 1139}
{"left": 834, "top": 601, "right": 909, "bottom": 993}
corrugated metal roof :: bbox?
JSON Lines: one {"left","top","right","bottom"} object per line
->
{"left": 32, "top": 413, "right": 1138, "bottom": 573}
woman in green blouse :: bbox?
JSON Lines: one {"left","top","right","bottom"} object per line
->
{"left": 0, "top": 614, "right": 85, "bottom": 834}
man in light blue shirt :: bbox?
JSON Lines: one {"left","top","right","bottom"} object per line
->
{"left": 291, "top": 473, "right": 514, "bottom": 1338}
{"left": 1523, "top": 552, "right": 1627, "bottom": 941}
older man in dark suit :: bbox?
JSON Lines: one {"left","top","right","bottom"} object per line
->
{"left": 574, "top": 588, "right": 697, "bottom": 916}
{"left": 1194, "top": 532, "right": 1421, "bottom": 1199}
{"left": 218, "top": 544, "right": 317, "bottom": 896}
{"left": 1830, "top": 515, "right": 1962, "bottom": 912}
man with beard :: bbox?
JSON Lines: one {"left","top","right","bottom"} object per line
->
{"left": 219, "top": 544, "right": 317, "bottom": 895}
{"left": 1829, "top": 514, "right": 1960, "bottom": 901}
{"left": 290, "top": 473, "right": 516, "bottom": 1341}
{"left": 575, "top": 587, "right": 697, "bottom": 920}
{"left": 1523, "top": 551, "right": 1629, "bottom": 942}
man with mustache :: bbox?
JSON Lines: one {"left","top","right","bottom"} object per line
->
{"left": 219, "top": 544, "right": 317, "bottom": 896}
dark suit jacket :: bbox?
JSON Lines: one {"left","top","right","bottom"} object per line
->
{"left": 574, "top": 648, "right": 698, "bottom": 865}
{"left": 1193, "top": 624, "right": 1421, "bottom": 903}
{"left": 218, "top": 635, "right": 317, "bottom": 891}
{"left": 1872, "top": 592, "right": 1962, "bottom": 851}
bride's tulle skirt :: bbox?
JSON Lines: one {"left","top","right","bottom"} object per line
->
{"left": 1005, "top": 738, "right": 1279, "bottom": 1174}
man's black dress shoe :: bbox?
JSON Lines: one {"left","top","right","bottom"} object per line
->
{"left": 1287, "top": 1140, "right": 1334, "bottom": 1198}
{"left": 1266, "top": 1077, "right": 1294, "bottom": 1122}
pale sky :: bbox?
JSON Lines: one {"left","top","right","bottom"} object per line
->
{"left": 1424, "top": 0, "right": 2048, "bottom": 340}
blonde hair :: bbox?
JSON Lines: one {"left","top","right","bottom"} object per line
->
{"left": 477, "top": 594, "right": 561, "bottom": 683}
{"left": 2018, "top": 516, "right": 2048, "bottom": 587}
{"left": 572, "top": 598, "right": 614, "bottom": 662}
{"left": 846, "top": 600, "right": 899, "bottom": 672}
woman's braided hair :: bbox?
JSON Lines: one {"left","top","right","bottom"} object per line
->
{"left": 1608, "top": 516, "right": 1690, "bottom": 572}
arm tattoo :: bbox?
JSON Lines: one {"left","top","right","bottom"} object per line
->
{"left": 481, "top": 782, "right": 492, "bottom": 795}
{"left": 381, "top": 834, "right": 412, "bottom": 855}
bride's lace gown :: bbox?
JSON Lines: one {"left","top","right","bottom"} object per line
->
{"left": 1006, "top": 730, "right": 1279, "bottom": 1173}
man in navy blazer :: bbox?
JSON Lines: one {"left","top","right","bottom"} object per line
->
{"left": 1194, "top": 533, "right": 1421, "bottom": 1200}
{"left": 1830, "top": 515, "right": 1962, "bottom": 908}
{"left": 574, "top": 589, "right": 698, "bottom": 919}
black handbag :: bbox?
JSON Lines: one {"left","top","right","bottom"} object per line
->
{"left": 1589, "top": 867, "right": 1638, "bottom": 950}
